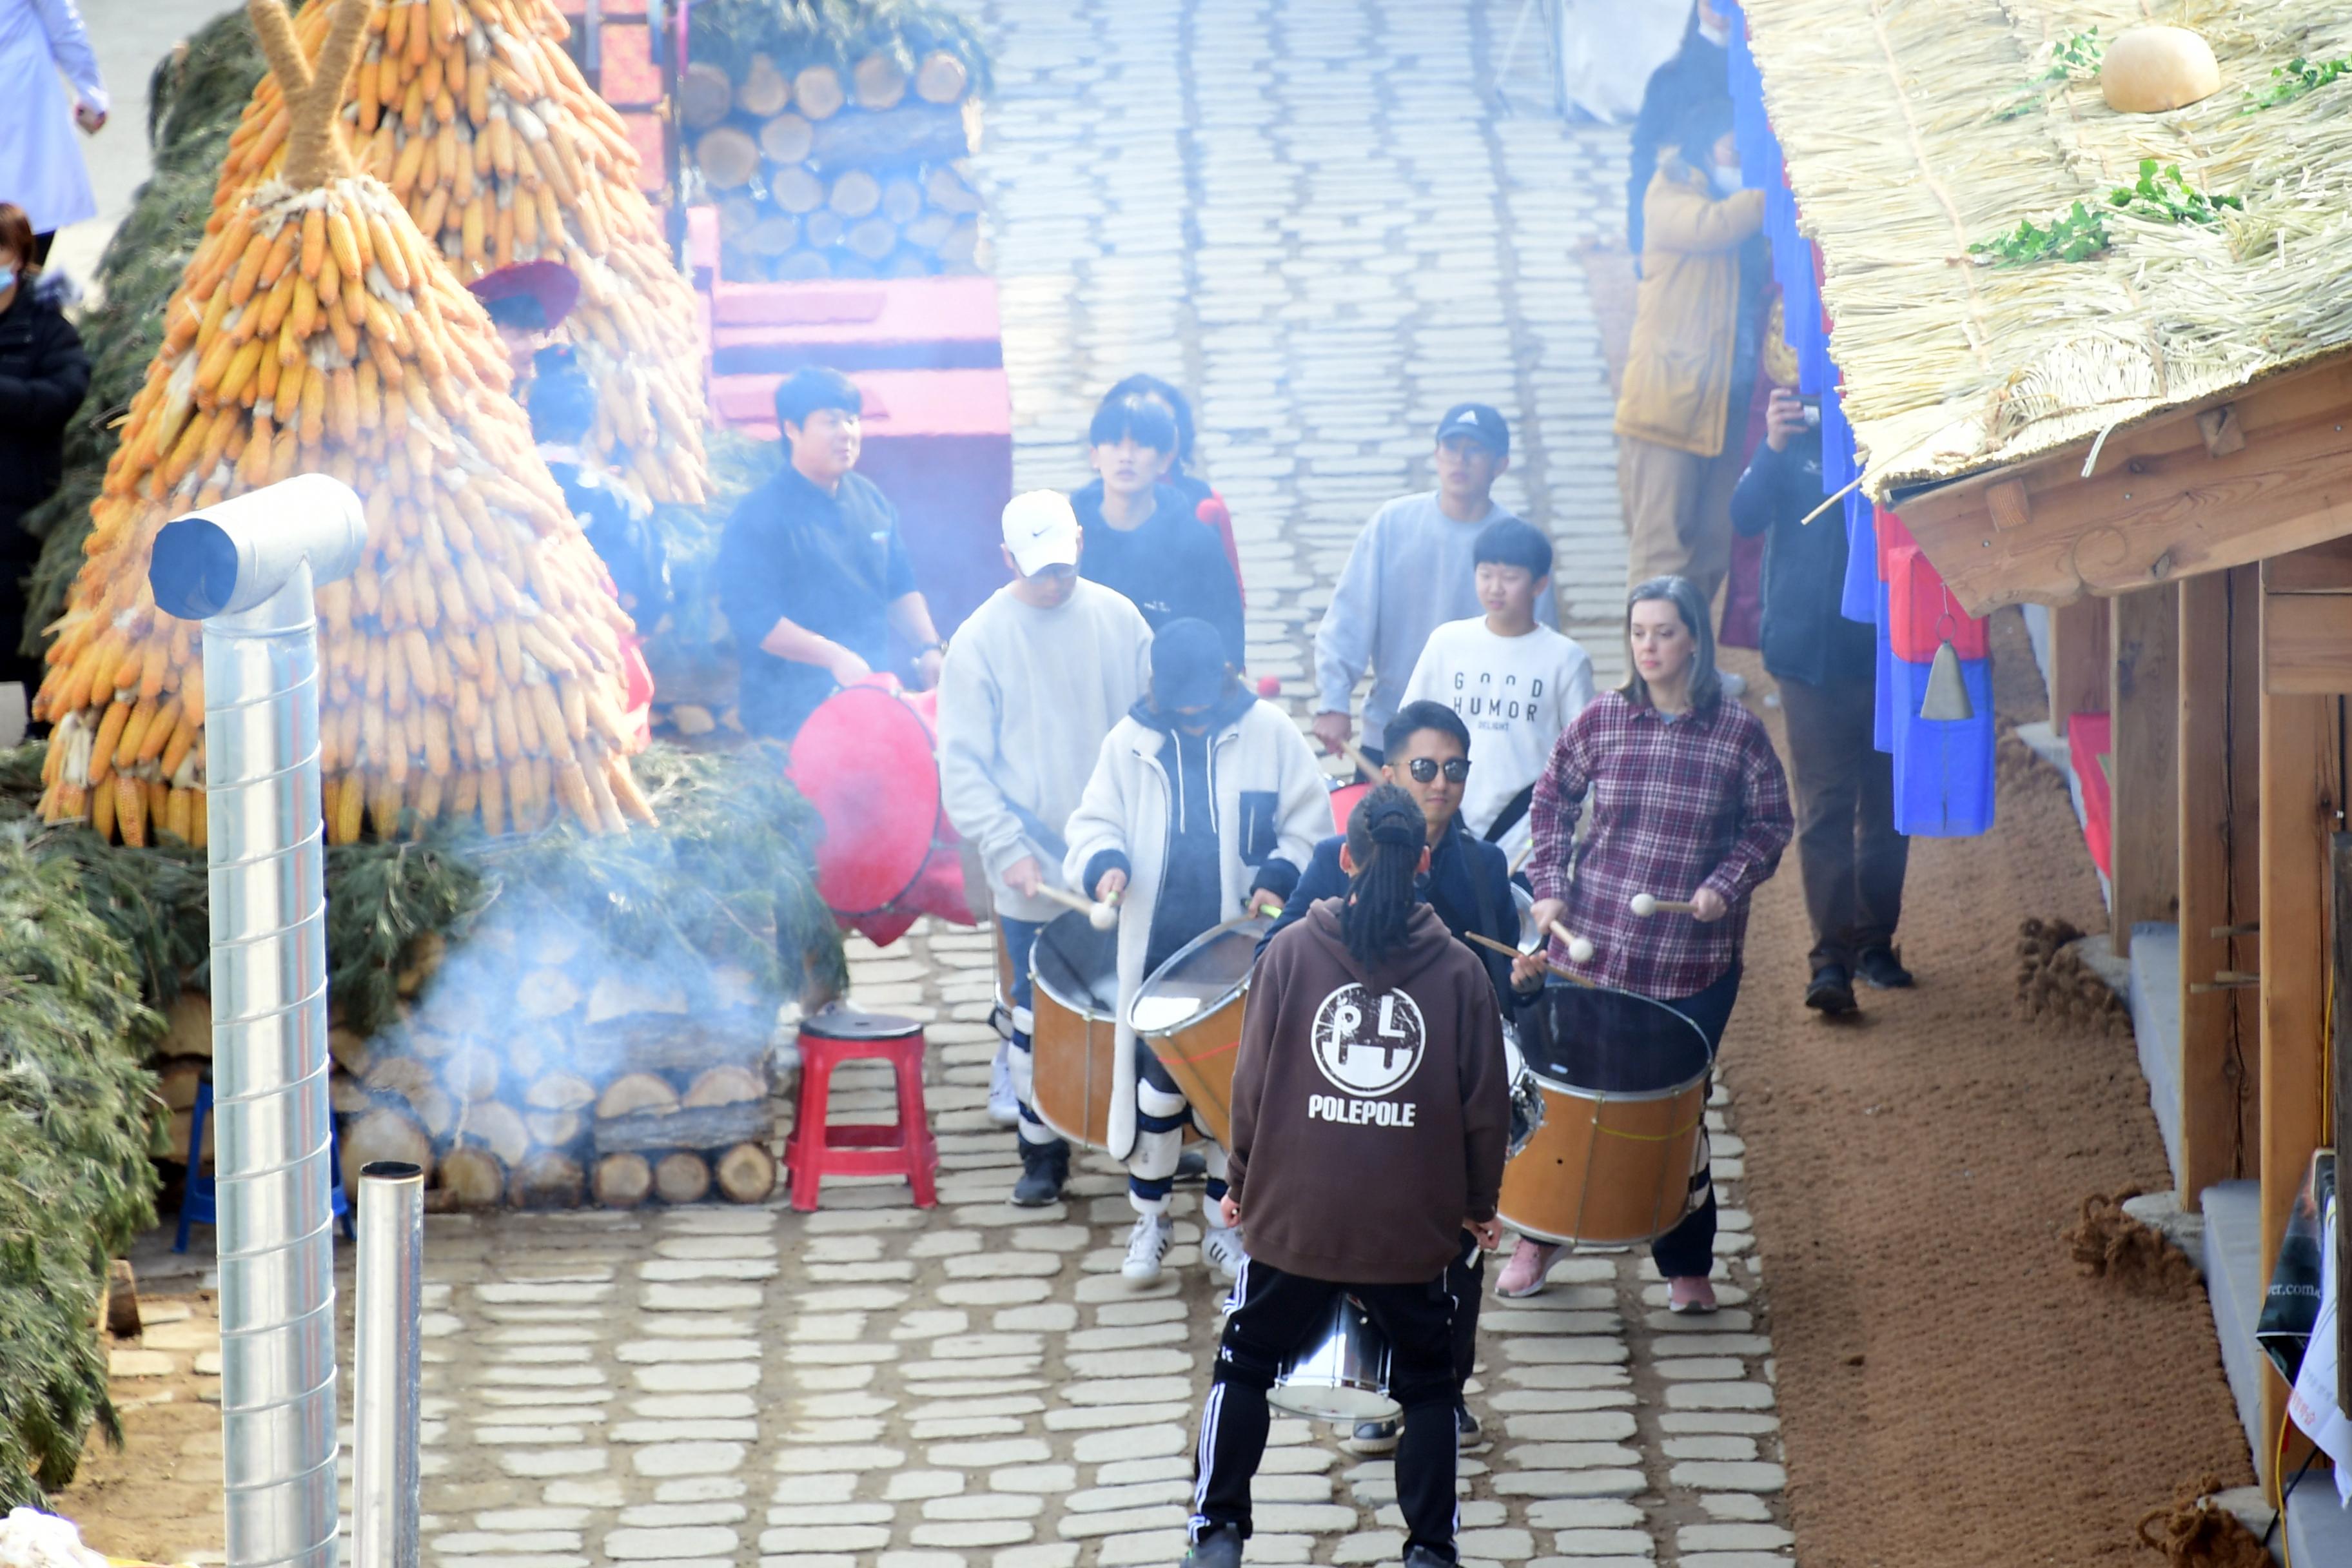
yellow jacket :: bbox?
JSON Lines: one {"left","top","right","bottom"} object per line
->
{"left": 1612, "top": 159, "right": 1767, "bottom": 458}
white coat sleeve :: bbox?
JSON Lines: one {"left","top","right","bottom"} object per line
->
{"left": 1313, "top": 514, "right": 1382, "bottom": 717}
{"left": 1060, "top": 731, "right": 1133, "bottom": 892}
{"left": 935, "top": 643, "right": 1031, "bottom": 879}
{"left": 1272, "top": 718, "right": 1334, "bottom": 872}
{"left": 35, "top": 0, "right": 106, "bottom": 112}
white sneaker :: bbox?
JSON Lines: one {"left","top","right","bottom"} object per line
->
{"left": 987, "top": 1042, "right": 1019, "bottom": 1127}
{"left": 1122, "top": 1214, "right": 1173, "bottom": 1284}
{"left": 1201, "top": 1225, "right": 1247, "bottom": 1280}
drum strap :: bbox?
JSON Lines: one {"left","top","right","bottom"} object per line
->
{"left": 1482, "top": 784, "right": 1536, "bottom": 845}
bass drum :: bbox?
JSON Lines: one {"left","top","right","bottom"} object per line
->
{"left": 1028, "top": 911, "right": 1121, "bottom": 1151}
{"left": 1498, "top": 981, "right": 1714, "bottom": 1247}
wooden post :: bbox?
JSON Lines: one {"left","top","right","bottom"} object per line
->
{"left": 2256, "top": 680, "right": 2338, "bottom": 1485}
{"left": 2230, "top": 568, "right": 2266, "bottom": 1179}
{"left": 2332, "top": 832, "right": 2352, "bottom": 1421}
{"left": 2178, "top": 572, "right": 2254, "bottom": 1206}
{"left": 2049, "top": 595, "right": 2110, "bottom": 735}
{"left": 2110, "top": 585, "right": 2179, "bottom": 955}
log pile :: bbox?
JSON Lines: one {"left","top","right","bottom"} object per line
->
{"left": 687, "top": 46, "right": 985, "bottom": 282}
{"left": 31, "top": 0, "right": 650, "bottom": 845}
{"left": 335, "top": 914, "right": 781, "bottom": 1209}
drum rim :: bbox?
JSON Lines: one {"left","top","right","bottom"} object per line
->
{"left": 1124, "top": 913, "right": 1271, "bottom": 1036}
{"left": 1521, "top": 1055, "right": 1715, "bottom": 1105}
{"left": 1264, "top": 1384, "right": 1400, "bottom": 1422}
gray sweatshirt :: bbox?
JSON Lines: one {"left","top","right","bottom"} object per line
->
{"left": 936, "top": 579, "right": 1154, "bottom": 926}
{"left": 1313, "top": 491, "right": 1559, "bottom": 741}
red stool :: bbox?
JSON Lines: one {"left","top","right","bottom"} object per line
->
{"left": 787, "top": 1011, "right": 939, "bottom": 1211}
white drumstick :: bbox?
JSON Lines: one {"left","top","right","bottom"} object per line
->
{"left": 1629, "top": 893, "right": 1700, "bottom": 917}
{"left": 1039, "top": 884, "right": 1120, "bottom": 930}
{"left": 1545, "top": 919, "right": 1596, "bottom": 965}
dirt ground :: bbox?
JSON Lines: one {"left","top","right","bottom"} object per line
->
{"left": 52, "top": 1291, "right": 228, "bottom": 1563}
{"left": 1718, "top": 614, "right": 2254, "bottom": 1566}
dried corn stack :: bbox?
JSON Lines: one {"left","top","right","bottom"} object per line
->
{"left": 211, "top": 0, "right": 708, "bottom": 505}
{"left": 32, "top": 0, "right": 656, "bottom": 847}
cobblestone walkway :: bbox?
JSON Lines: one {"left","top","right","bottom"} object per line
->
{"left": 400, "top": 3, "right": 1794, "bottom": 1565}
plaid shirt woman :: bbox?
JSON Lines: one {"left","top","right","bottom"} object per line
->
{"left": 1501, "top": 576, "right": 1792, "bottom": 1312}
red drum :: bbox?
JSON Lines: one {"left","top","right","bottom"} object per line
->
{"left": 785, "top": 678, "right": 977, "bottom": 945}
{"left": 1327, "top": 780, "right": 1369, "bottom": 834}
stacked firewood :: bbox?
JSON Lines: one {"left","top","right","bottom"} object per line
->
{"left": 687, "top": 47, "right": 984, "bottom": 282}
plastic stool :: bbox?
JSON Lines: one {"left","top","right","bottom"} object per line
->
{"left": 175, "top": 1077, "right": 351, "bottom": 1252}
{"left": 786, "top": 1011, "right": 938, "bottom": 1211}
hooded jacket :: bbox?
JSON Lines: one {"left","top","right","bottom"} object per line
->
{"left": 0, "top": 270, "right": 91, "bottom": 527}
{"left": 1062, "top": 689, "right": 1329, "bottom": 1156}
{"left": 1730, "top": 429, "right": 1875, "bottom": 687}
{"left": 1229, "top": 900, "right": 1510, "bottom": 1284}
{"left": 1613, "top": 159, "right": 1765, "bottom": 459}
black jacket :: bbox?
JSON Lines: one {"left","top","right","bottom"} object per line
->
{"left": 0, "top": 277, "right": 92, "bottom": 531}
{"left": 544, "top": 455, "right": 671, "bottom": 635}
{"left": 1262, "top": 818, "right": 1526, "bottom": 1006}
{"left": 1730, "top": 431, "right": 1875, "bottom": 687}
{"left": 1627, "top": 29, "right": 1730, "bottom": 261}
{"left": 1070, "top": 479, "right": 1247, "bottom": 669}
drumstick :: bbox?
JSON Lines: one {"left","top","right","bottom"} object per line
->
{"left": 1464, "top": 930, "right": 1591, "bottom": 988}
{"left": 1629, "top": 893, "right": 1699, "bottom": 917}
{"left": 1509, "top": 838, "right": 1537, "bottom": 876}
{"left": 1545, "top": 919, "right": 1597, "bottom": 965}
{"left": 1337, "top": 738, "right": 1382, "bottom": 781}
{"left": 1037, "top": 883, "right": 1120, "bottom": 931}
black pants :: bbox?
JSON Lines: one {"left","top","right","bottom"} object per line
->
{"left": 1448, "top": 1228, "right": 1483, "bottom": 1389}
{"left": 1194, "top": 1259, "right": 1458, "bottom": 1558}
{"left": 1778, "top": 671, "right": 1908, "bottom": 970}
{"left": 1649, "top": 961, "right": 1741, "bottom": 1280}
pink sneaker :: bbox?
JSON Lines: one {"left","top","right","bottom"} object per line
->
{"left": 1494, "top": 1238, "right": 1561, "bottom": 1298}
{"left": 1667, "top": 1275, "right": 1718, "bottom": 1314}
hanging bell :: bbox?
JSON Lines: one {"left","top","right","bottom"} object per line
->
{"left": 1919, "top": 638, "right": 1975, "bottom": 722}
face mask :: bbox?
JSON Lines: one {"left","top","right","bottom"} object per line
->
{"left": 0, "top": 268, "right": 15, "bottom": 293}
{"left": 1710, "top": 164, "right": 1745, "bottom": 197}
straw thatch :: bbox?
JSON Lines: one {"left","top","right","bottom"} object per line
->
{"left": 1741, "top": 0, "right": 2352, "bottom": 495}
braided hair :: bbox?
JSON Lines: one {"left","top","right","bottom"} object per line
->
{"left": 1342, "top": 783, "right": 1427, "bottom": 969}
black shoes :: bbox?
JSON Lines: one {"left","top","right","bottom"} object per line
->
{"left": 1857, "top": 946, "right": 1915, "bottom": 989}
{"left": 1010, "top": 1136, "right": 1068, "bottom": 1206}
{"left": 1455, "top": 1403, "right": 1482, "bottom": 1446}
{"left": 1402, "top": 1548, "right": 1454, "bottom": 1567}
{"left": 1804, "top": 964, "right": 1856, "bottom": 1014}
{"left": 1182, "top": 1524, "right": 1243, "bottom": 1568}
{"left": 1349, "top": 1404, "right": 1481, "bottom": 1455}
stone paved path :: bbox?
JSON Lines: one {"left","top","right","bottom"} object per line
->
{"left": 395, "top": 6, "right": 1795, "bottom": 1567}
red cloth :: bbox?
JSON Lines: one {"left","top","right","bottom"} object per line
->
{"left": 1196, "top": 490, "right": 1243, "bottom": 609}
{"left": 1527, "top": 691, "right": 1794, "bottom": 998}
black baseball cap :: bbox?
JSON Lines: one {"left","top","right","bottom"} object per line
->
{"left": 1436, "top": 402, "right": 1509, "bottom": 457}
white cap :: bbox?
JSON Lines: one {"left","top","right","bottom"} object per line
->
{"left": 1001, "top": 490, "right": 1083, "bottom": 577}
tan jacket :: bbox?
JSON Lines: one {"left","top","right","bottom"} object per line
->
{"left": 1612, "top": 159, "right": 1766, "bottom": 458}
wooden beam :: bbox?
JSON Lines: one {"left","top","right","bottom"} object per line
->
{"left": 2228, "top": 568, "right": 2265, "bottom": 1190}
{"left": 1898, "top": 354, "right": 2352, "bottom": 614}
{"left": 2048, "top": 596, "right": 2110, "bottom": 736}
{"left": 2263, "top": 594, "right": 2352, "bottom": 695}
{"left": 2177, "top": 571, "right": 2255, "bottom": 1206}
{"left": 2109, "top": 585, "right": 2179, "bottom": 954}
{"left": 2261, "top": 533, "right": 2352, "bottom": 594}
{"left": 2256, "top": 678, "right": 2338, "bottom": 1487}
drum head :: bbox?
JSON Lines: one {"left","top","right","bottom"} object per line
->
{"left": 1034, "top": 910, "right": 1119, "bottom": 1014}
{"left": 785, "top": 683, "right": 941, "bottom": 918}
{"left": 1128, "top": 915, "right": 1268, "bottom": 1034}
{"left": 1519, "top": 981, "right": 1713, "bottom": 1095}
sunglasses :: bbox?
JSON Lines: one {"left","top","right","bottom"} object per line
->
{"left": 1403, "top": 758, "right": 1472, "bottom": 783}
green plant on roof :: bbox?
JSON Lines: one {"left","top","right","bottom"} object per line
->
{"left": 2242, "top": 55, "right": 2351, "bottom": 112}
{"left": 2109, "top": 159, "right": 2242, "bottom": 224}
{"left": 2039, "top": 26, "right": 2104, "bottom": 83}
{"left": 1969, "top": 201, "right": 2112, "bottom": 266}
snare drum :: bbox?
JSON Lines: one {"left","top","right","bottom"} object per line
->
{"left": 1028, "top": 912, "right": 1122, "bottom": 1150}
{"left": 1513, "top": 882, "right": 1536, "bottom": 951}
{"left": 1268, "top": 1293, "right": 1397, "bottom": 1423}
{"left": 1497, "top": 981, "right": 1714, "bottom": 1246}
{"left": 1126, "top": 915, "right": 1271, "bottom": 1147}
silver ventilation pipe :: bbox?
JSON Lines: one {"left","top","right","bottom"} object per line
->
{"left": 152, "top": 473, "right": 366, "bottom": 1568}
{"left": 351, "top": 1161, "right": 424, "bottom": 1568}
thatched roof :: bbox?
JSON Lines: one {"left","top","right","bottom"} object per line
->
{"left": 1741, "top": 0, "right": 2352, "bottom": 497}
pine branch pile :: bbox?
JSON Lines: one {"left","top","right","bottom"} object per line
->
{"left": 213, "top": 0, "right": 709, "bottom": 503}
{"left": 32, "top": 0, "right": 651, "bottom": 847}
{"left": 0, "top": 837, "right": 162, "bottom": 1509}
{"left": 686, "top": 0, "right": 990, "bottom": 283}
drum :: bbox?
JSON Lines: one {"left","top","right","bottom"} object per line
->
{"left": 1513, "top": 882, "right": 1537, "bottom": 951}
{"left": 1497, "top": 981, "right": 1714, "bottom": 1246}
{"left": 1501, "top": 1019, "right": 1546, "bottom": 1160}
{"left": 1268, "top": 1293, "right": 1396, "bottom": 1422}
{"left": 1126, "top": 915, "right": 1271, "bottom": 1146}
{"left": 1327, "top": 779, "right": 1370, "bottom": 834}
{"left": 1028, "top": 912, "right": 1122, "bottom": 1150}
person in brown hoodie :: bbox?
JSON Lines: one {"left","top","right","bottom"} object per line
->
{"left": 1182, "top": 785, "right": 1510, "bottom": 1568}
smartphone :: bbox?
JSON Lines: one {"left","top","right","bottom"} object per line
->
{"left": 1799, "top": 396, "right": 1821, "bottom": 430}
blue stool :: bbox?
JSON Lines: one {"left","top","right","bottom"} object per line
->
{"left": 174, "top": 1077, "right": 352, "bottom": 1253}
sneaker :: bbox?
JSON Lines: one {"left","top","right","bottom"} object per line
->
{"left": 1455, "top": 1403, "right": 1483, "bottom": 1448}
{"left": 1201, "top": 1224, "right": 1248, "bottom": 1280}
{"left": 1122, "top": 1213, "right": 1173, "bottom": 1283}
{"left": 1403, "top": 1547, "right": 1453, "bottom": 1568}
{"left": 1856, "top": 946, "right": 1915, "bottom": 989}
{"left": 1182, "top": 1524, "right": 1243, "bottom": 1568}
{"left": 1010, "top": 1137, "right": 1067, "bottom": 1207}
{"left": 1493, "top": 1237, "right": 1560, "bottom": 1298}
{"left": 987, "top": 1043, "right": 1020, "bottom": 1126}
{"left": 1719, "top": 670, "right": 1748, "bottom": 701}
{"left": 1804, "top": 964, "right": 1856, "bottom": 1015}
{"left": 1667, "top": 1275, "right": 1719, "bottom": 1315}
{"left": 1348, "top": 1416, "right": 1400, "bottom": 1455}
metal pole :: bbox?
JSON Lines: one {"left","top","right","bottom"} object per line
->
{"left": 351, "top": 1162, "right": 424, "bottom": 1568}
